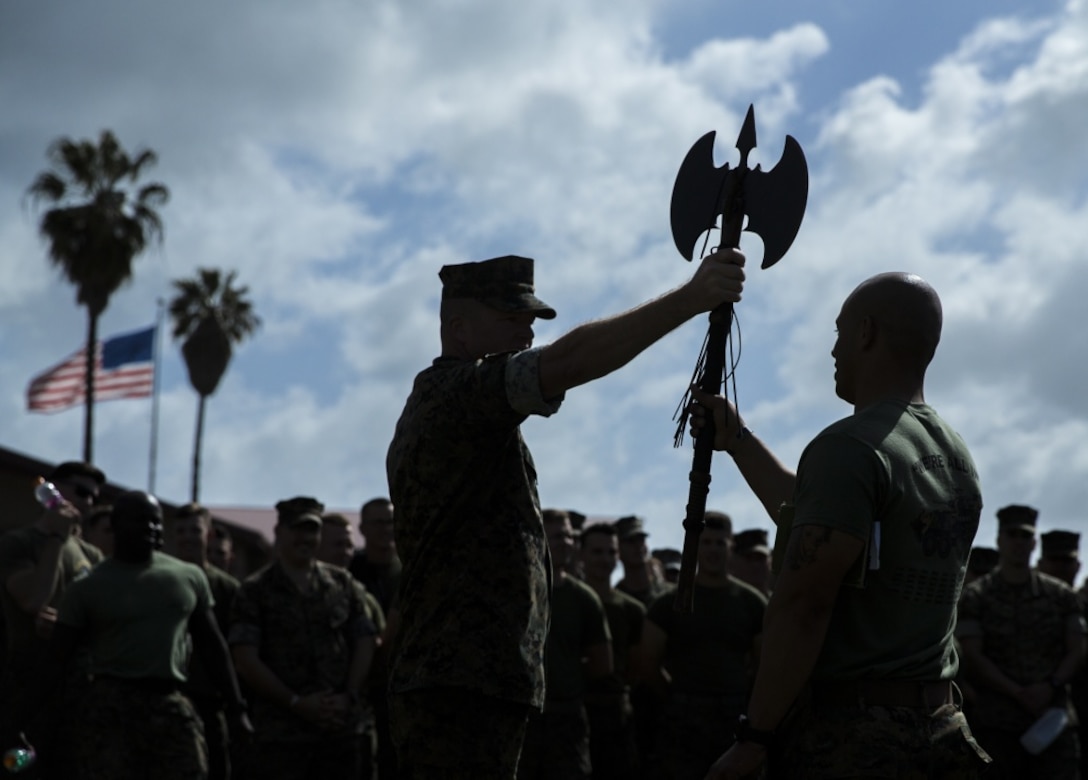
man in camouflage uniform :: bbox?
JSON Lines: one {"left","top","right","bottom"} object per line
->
{"left": 386, "top": 250, "right": 746, "bottom": 778}
{"left": 229, "top": 497, "right": 378, "bottom": 780}
{"left": 171, "top": 502, "right": 242, "bottom": 780}
{"left": 0, "top": 461, "right": 105, "bottom": 777}
{"left": 958, "top": 506, "right": 1086, "bottom": 779}
{"left": 317, "top": 510, "right": 387, "bottom": 780}
{"left": 518, "top": 509, "right": 611, "bottom": 780}
{"left": 581, "top": 522, "right": 645, "bottom": 779}
{"left": 642, "top": 511, "right": 766, "bottom": 780}
{"left": 1039, "top": 530, "right": 1088, "bottom": 780}
{"left": 51, "top": 491, "right": 250, "bottom": 780}
{"left": 696, "top": 273, "right": 991, "bottom": 779}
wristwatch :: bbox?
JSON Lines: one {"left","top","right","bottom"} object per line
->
{"left": 734, "top": 714, "right": 775, "bottom": 747}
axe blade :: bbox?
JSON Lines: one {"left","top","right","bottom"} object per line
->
{"left": 670, "top": 131, "right": 733, "bottom": 261}
{"left": 743, "top": 134, "right": 809, "bottom": 270}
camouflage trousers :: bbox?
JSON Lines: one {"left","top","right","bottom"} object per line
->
{"left": 972, "top": 724, "right": 1080, "bottom": 780}
{"left": 390, "top": 687, "right": 532, "bottom": 779}
{"left": 80, "top": 677, "right": 208, "bottom": 780}
{"left": 189, "top": 696, "right": 231, "bottom": 780}
{"left": 518, "top": 700, "right": 592, "bottom": 780}
{"left": 768, "top": 693, "right": 991, "bottom": 779}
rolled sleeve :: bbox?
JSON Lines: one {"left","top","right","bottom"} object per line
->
{"left": 505, "top": 347, "right": 563, "bottom": 417}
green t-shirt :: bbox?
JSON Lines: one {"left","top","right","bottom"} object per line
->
{"left": 647, "top": 579, "right": 766, "bottom": 696}
{"left": 793, "top": 400, "right": 982, "bottom": 682}
{"left": 598, "top": 587, "right": 646, "bottom": 683}
{"left": 545, "top": 576, "right": 611, "bottom": 702}
{"left": 58, "top": 551, "right": 213, "bottom": 682}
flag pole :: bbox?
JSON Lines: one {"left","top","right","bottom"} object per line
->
{"left": 148, "top": 298, "right": 166, "bottom": 494}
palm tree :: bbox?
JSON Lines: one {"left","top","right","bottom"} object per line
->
{"left": 26, "top": 129, "right": 169, "bottom": 462}
{"left": 169, "top": 268, "right": 261, "bottom": 502}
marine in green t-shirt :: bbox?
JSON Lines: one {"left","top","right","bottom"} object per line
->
{"left": 644, "top": 512, "right": 766, "bottom": 780}
{"left": 692, "top": 273, "right": 990, "bottom": 780}
{"left": 51, "top": 491, "right": 249, "bottom": 780}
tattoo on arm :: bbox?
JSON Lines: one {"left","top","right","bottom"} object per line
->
{"left": 787, "top": 526, "right": 833, "bottom": 572}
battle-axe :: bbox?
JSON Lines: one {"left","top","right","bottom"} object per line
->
{"left": 669, "top": 104, "right": 808, "bottom": 613}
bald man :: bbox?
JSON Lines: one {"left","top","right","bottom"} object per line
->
{"left": 50, "top": 492, "right": 250, "bottom": 780}
{"left": 694, "top": 273, "right": 991, "bottom": 779}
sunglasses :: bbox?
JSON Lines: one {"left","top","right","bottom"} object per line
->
{"left": 61, "top": 483, "right": 99, "bottom": 501}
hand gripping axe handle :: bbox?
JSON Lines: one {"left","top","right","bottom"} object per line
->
{"left": 669, "top": 104, "right": 808, "bottom": 613}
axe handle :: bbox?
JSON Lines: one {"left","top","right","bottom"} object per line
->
{"left": 675, "top": 302, "right": 733, "bottom": 613}
{"left": 674, "top": 183, "right": 746, "bottom": 614}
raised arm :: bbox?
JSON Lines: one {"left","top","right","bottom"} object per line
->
{"left": 705, "top": 524, "right": 863, "bottom": 780}
{"left": 688, "top": 389, "right": 796, "bottom": 522}
{"left": 3, "top": 503, "right": 83, "bottom": 615}
{"left": 538, "top": 248, "right": 745, "bottom": 399}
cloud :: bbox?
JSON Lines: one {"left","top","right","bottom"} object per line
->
{"left": 1, "top": 0, "right": 1086, "bottom": 549}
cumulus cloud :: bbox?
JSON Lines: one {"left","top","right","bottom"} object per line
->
{"left": 1, "top": 0, "right": 1085, "bottom": 547}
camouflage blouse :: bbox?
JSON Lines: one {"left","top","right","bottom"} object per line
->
{"left": 386, "top": 348, "right": 562, "bottom": 706}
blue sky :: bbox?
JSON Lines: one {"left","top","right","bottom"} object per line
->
{"left": 1, "top": 0, "right": 1086, "bottom": 563}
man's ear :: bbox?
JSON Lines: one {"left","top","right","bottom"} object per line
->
{"left": 447, "top": 313, "right": 467, "bottom": 342}
{"left": 859, "top": 315, "right": 876, "bottom": 349}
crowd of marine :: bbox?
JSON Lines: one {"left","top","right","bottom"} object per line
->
{"left": 0, "top": 459, "right": 1084, "bottom": 779}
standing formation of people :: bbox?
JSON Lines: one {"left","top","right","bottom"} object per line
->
{"left": 1, "top": 254, "right": 1085, "bottom": 780}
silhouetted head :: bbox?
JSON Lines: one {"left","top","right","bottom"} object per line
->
{"left": 832, "top": 272, "right": 942, "bottom": 404}
{"left": 111, "top": 491, "right": 164, "bottom": 562}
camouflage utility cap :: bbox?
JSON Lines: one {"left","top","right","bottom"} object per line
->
{"left": 615, "top": 515, "right": 648, "bottom": 540}
{"left": 996, "top": 504, "right": 1038, "bottom": 533}
{"left": 653, "top": 547, "right": 682, "bottom": 572}
{"left": 1041, "top": 530, "right": 1080, "bottom": 559}
{"left": 274, "top": 496, "right": 325, "bottom": 527}
{"left": 439, "top": 255, "right": 556, "bottom": 319}
{"left": 734, "top": 528, "right": 771, "bottom": 556}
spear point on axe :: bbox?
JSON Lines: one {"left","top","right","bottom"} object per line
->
{"left": 668, "top": 105, "right": 808, "bottom": 613}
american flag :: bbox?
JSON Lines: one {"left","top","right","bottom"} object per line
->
{"left": 27, "top": 326, "right": 156, "bottom": 413}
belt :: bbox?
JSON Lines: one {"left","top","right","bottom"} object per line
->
{"left": 810, "top": 679, "right": 954, "bottom": 710}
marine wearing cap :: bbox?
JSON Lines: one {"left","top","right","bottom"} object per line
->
{"left": 652, "top": 547, "right": 682, "bottom": 574}
{"left": 734, "top": 529, "right": 771, "bottom": 558}
{"left": 439, "top": 255, "right": 557, "bottom": 319}
{"left": 274, "top": 496, "right": 325, "bottom": 527}
{"left": 1041, "top": 530, "right": 1080, "bottom": 560}
{"left": 996, "top": 504, "right": 1038, "bottom": 533}
{"left": 615, "top": 515, "right": 648, "bottom": 540}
